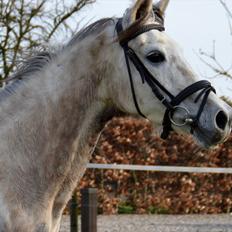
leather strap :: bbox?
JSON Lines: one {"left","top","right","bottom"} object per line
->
{"left": 161, "top": 82, "right": 215, "bottom": 139}
{"left": 116, "top": 18, "right": 216, "bottom": 139}
{"left": 119, "top": 24, "right": 165, "bottom": 47}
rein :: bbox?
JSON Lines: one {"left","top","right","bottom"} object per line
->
{"left": 116, "top": 18, "right": 216, "bottom": 139}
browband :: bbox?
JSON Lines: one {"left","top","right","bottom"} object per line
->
{"left": 117, "top": 21, "right": 165, "bottom": 47}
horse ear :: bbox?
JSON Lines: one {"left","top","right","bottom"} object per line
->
{"left": 130, "top": 0, "right": 153, "bottom": 22}
{"left": 123, "top": 0, "right": 153, "bottom": 27}
{"left": 154, "top": 0, "right": 170, "bottom": 16}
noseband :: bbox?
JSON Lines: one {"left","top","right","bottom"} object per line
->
{"left": 116, "top": 18, "right": 216, "bottom": 139}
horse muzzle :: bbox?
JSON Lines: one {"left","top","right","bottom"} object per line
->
{"left": 193, "top": 105, "right": 232, "bottom": 148}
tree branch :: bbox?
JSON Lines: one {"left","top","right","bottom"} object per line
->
{"left": 0, "top": 0, "right": 96, "bottom": 79}
{"left": 199, "top": 2, "right": 232, "bottom": 81}
{"left": 46, "top": 0, "right": 95, "bottom": 40}
{"left": 220, "top": 0, "right": 232, "bottom": 18}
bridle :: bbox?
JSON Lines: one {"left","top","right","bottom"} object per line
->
{"left": 116, "top": 16, "right": 216, "bottom": 139}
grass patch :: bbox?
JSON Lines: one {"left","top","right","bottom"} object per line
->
{"left": 118, "top": 202, "right": 135, "bottom": 214}
{"left": 148, "top": 206, "right": 169, "bottom": 214}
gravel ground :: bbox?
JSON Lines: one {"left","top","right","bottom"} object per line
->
{"left": 60, "top": 214, "right": 232, "bottom": 232}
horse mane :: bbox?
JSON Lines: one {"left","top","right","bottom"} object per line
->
{"left": 4, "top": 52, "right": 54, "bottom": 83}
{"left": 67, "top": 18, "right": 114, "bottom": 46}
{"left": 0, "top": 51, "right": 54, "bottom": 100}
{"left": 0, "top": 18, "right": 115, "bottom": 98}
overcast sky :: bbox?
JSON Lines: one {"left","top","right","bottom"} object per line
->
{"left": 74, "top": 0, "right": 232, "bottom": 98}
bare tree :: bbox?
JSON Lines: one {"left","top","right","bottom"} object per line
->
{"left": 199, "top": 0, "right": 232, "bottom": 80}
{"left": 0, "top": 0, "right": 95, "bottom": 79}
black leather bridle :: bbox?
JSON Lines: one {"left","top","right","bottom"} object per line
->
{"left": 116, "top": 17, "right": 216, "bottom": 139}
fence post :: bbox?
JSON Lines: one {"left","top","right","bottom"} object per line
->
{"left": 70, "top": 192, "right": 78, "bottom": 232}
{"left": 81, "top": 188, "right": 97, "bottom": 232}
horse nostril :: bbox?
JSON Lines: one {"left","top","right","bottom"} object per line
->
{"left": 215, "top": 110, "right": 228, "bottom": 131}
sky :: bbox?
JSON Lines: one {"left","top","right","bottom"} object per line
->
{"left": 75, "top": 0, "right": 232, "bottom": 98}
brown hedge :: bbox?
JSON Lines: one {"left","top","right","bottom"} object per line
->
{"left": 76, "top": 117, "right": 232, "bottom": 214}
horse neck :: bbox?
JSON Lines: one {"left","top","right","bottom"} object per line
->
{"left": 0, "top": 30, "right": 116, "bottom": 197}
{"left": 0, "top": 20, "right": 127, "bottom": 231}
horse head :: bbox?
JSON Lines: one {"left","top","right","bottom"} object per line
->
{"left": 110, "top": 0, "right": 232, "bottom": 148}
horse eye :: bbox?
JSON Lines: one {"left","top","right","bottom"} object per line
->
{"left": 146, "top": 50, "right": 165, "bottom": 63}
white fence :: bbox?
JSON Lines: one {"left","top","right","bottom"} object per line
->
{"left": 87, "top": 163, "right": 232, "bottom": 174}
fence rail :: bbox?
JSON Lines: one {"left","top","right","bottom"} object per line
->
{"left": 87, "top": 163, "right": 232, "bottom": 174}
{"left": 71, "top": 163, "right": 232, "bottom": 231}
